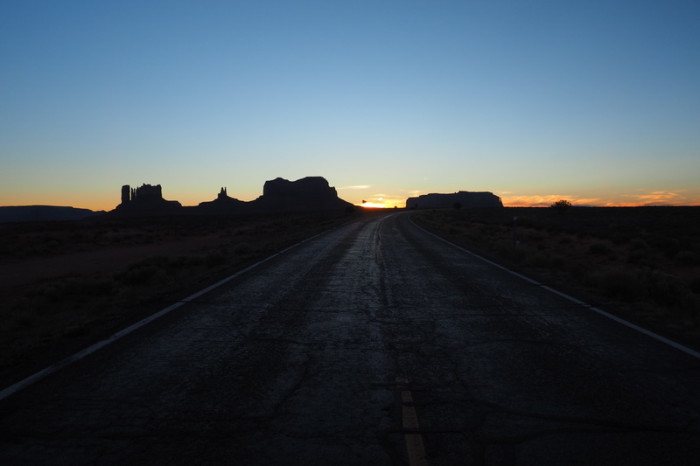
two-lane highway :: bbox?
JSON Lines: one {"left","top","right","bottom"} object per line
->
{"left": 1, "top": 213, "right": 699, "bottom": 465}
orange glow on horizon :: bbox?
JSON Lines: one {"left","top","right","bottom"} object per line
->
{"left": 499, "top": 190, "right": 700, "bottom": 208}
{"left": 360, "top": 202, "right": 387, "bottom": 208}
{"left": 2, "top": 189, "right": 699, "bottom": 212}
{"left": 359, "top": 198, "right": 404, "bottom": 209}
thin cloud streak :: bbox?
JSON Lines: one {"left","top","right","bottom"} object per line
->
{"left": 502, "top": 194, "right": 602, "bottom": 208}
{"left": 406, "top": 190, "right": 424, "bottom": 197}
{"left": 502, "top": 190, "right": 699, "bottom": 207}
{"left": 624, "top": 190, "right": 693, "bottom": 206}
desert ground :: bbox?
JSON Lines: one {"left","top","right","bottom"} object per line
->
{"left": 413, "top": 206, "right": 700, "bottom": 348}
{"left": 2, "top": 206, "right": 698, "bottom": 387}
{"left": 0, "top": 210, "right": 358, "bottom": 386}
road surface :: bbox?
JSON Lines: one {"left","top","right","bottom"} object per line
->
{"left": 1, "top": 213, "right": 700, "bottom": 465}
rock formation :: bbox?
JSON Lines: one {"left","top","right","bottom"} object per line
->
{"left": 406, "top": 191, "right": 503, "bottom": 209}
{"left": 198, "top": 187, "right": 246, "bottom": 212}
{"left": 113, "top": 177, "right": 353, "bottom": 216}
{"left": 117, "top": 184, "right": 182, "bottom": 214}
{"left": 249, "top": 177, "right": 354, "bottom": 212}
{"left": 0, "top": 206, "right": 102, "bottom": 223}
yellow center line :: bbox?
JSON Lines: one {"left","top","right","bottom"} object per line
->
{"left": 398, "top": 377, "right": 430, "bottom": 466}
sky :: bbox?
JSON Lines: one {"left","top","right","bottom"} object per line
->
{"left": 1, "top": 0, "right": 699, "bottom": 210}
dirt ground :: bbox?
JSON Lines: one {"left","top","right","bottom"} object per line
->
{"left": 4, "top": 206, "right": 698, "bottom": 386}
{"left": 1, "top": 235, "right": 222, "bottom": 295}
{"left": 413, "top": 207, "right": 700, "bottom": 349}
{"left": 0, "top": 211, "right": 355, "bottom": 385}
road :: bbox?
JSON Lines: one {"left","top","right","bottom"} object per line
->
{"left": 1, "top": 212, "right": 700, "bottom": 465}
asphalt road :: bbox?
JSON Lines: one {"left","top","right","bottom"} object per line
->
{"left": 1, "top": 213, "right": 700, "bottom": 465}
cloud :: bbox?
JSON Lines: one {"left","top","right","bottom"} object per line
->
{"left": 501, "top": 190, "right": 700, "bottom": 207}
{"left": 628, "top": 191, "right": 684, "bottom": 205}
{"left": 339, "top": 185, "right": 371, "bottom": 190}
{"left": 502, "top": 194, "right": 574, "bottom": 207}
{"left": 501, "top": 194, "right": 604, "bottom": 207}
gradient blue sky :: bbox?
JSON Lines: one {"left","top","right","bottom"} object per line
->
{"left": 2, "top": 0, "right": 699, "bottom": 209}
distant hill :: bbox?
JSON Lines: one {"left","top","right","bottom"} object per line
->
{"left": 406, "top": 191, "right": 503, "bottom": 209}
{"left": 0, "top": 206, "right": 103, "bottom": 223}
{"left": 115, "top": 176, "right": 354, "bottom": 216}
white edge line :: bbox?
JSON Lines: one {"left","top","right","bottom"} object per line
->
{"left": 408, "top": 215, "right": 700, "bottom": 361}
{"left": 0, "top": 231, "right": 324, "bottom": 402}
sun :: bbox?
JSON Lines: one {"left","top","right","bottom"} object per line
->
{"left": 361, "top": 201, "right": 387, "bottom": 208}
{"left": 359, "top": 198, "right": 404, "bottom": 208}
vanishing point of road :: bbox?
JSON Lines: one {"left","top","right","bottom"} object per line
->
{"left": 1, "top": 213, "right": 699, "bottom": 465}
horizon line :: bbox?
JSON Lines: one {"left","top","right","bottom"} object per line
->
{"left": 2, "top": 202, "right": 700, "bottom": 211}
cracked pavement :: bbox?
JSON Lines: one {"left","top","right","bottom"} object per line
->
{"left": 1, "top": 212, "right": 700, "bottom": 465}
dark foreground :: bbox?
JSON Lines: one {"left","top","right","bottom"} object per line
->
{"left": 1, "top": 213, "right": 699, "bottom": 465}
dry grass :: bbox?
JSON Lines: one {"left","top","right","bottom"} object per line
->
{"left": 413, "top": 207, "right": 700, "bottom": 346}
{"left": 0, "top": 211, "right": 354, "bottom": 382}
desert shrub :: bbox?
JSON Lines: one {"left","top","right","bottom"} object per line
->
{"left": 589, "top": 242, "right": 613, "bottom": 256}
{"left": 15, "top": 312, "right": 37, "bottom": 329}
{"left": 29, "top": 277, "right": 116, "bottom": 308}
{"left": 610, "top": 235, "right": 628, "bottom": 246}
{"left": 689, "top": 278, "right": 700, "bottom": 294}
{"left": 559, "top": 236, "right": 573, "bottom": 246}
{"left": 626, "top": 250, "right": 656, "bottom": 268}
{"left": 551, "top": 199, "right": 572, "bottom": 214}
{"left": 115, "top": 265, "right": 158, "bottom": 286}
{"left": 205, "top": 251, "right": 227, "bottom": 267}
{"left": 496, "top": 245, "right": 527, "bottom": 263}
{"left": 675, "top": 250, "right": 699, "bottom": 267}
{"left": 591, "top": 266, "right": 693, "bottom": 308}
{"left": 63, "top": 324, "right": 89, "bottom": 338}
{"left": 115, "top": 256, "right": 169, "bottom": 286}
{"left": 37, "top": 277, "right": 115, "bottom": 301}
{"left": 525, "top": 251, "right": 564, "bottom": 268}
{"left": 81, "top": 279, "right": 116, "bottom": 297}
{"left": 645, "top": 270, "right": 692, "bottom": 308}
{"left": 565, "top": 262, "right": 587, "bottom": 282}
{"left": 526, "top": 231, "right": 546, "bottom": 243}
{"left": 650, "top": 236, "right": 682, "bottom": 258}
{"left": 591, "top": 267, "right": 643, "bottom": 302}
{"left": 234, "top": 242, "right": 252, "bottom": 256}
{"left": 40, "top": 280, "right": 81, "bottom": 301}
{"left": 12, "top": 295, "right": 50, "bottom": 314}
{"left": 168, "top": 255, "right": 203, "bottom": 269}
{"left": 629, "top": 237, "right": 649, "bottom": 250}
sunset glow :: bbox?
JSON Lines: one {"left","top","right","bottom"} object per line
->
{"left": 498, "top": 190, "right": 700, "bottom": 208}
{"left": 1, "top": 2, "right": 698, "bottom": 212}
{"left": 358, "top": 195, "right": 406, "bottom": 209}
{"left": 360, "top": 202, "right": 388, "bottom": 209}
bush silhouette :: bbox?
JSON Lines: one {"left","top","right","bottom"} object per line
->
{"left": 551, "top": 199, "right": 572, "bottom": 214}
